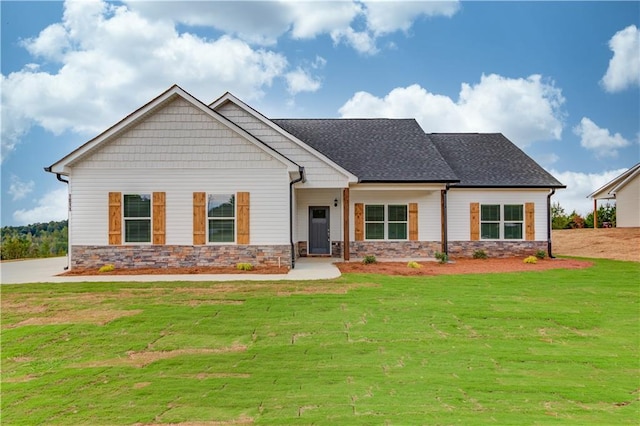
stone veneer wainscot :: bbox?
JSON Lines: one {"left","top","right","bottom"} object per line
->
{"left": 71, "top": 245, "right": 291, "bottom": 269}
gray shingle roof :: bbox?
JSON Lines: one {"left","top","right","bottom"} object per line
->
{"left": 428, "top": 133, "right": 565, "bottom": 188}
{"left": 272, "top": 119, "right": 459, "bottom": 183}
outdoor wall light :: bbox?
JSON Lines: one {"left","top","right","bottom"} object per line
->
{"left": 334, "top": 198, "right": 338, "bottom": 207}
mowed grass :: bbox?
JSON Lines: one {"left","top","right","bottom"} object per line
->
{"left": 1, "top": 259, "right": 638, "bottom": 425}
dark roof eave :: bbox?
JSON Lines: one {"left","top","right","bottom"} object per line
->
{"left": 449, "top": 184, "right": 566, "bottom": 189}
{"left": 358, "top": 179, "right": 460, "bottom": 184}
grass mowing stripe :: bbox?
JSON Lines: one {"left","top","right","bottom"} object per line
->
{"left": 1, "top": 258, "right": 638, "bottom": 424}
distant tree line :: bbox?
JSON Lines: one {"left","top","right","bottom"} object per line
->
{"left": 551, "top": 202, "right": 616, "bottom": 230}
{"left": 1, "top": 220, "right": 68, "bottom": 260}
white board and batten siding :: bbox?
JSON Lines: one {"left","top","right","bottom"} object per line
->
{"left": 447, "top": 189, "right": 550, "bottom": 241}
{"left": 217, "top": 103, "right": 350, "bottom": 188}
{"left": 69, "top": 97, "right": 291, "bottom": 246}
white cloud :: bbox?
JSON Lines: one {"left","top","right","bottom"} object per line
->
{"left": 125, "top": 0, "right": 459, "bottom": 55}
{"left": 1, "top": 0, "right": 289, "bottom": 162}
{"left": 573, "top": 117, "right": 630, "bottom": 158}
{"left": 285, "top": 68, "right": 322, "bottom": 95}
{"left": 8, "top": 175, "right": 35, "bottom": 201}
{"left": 339, "top": 74, "right": 565, "bottom": 146}
{"left": 601, "top": 25, "right": 640, "bottom": 92}
{"left": 363, "top": 0, "right": 460, "bottom": 35}
{"left": 549, "top": 169, "right": 627, "bottom": 215}
{"left": 13, "top": 187, "right": 69, "bottom": 225}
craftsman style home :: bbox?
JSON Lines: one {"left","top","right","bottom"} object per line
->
{"left": 46, "top": 85, "right": 564, "bottom": 270}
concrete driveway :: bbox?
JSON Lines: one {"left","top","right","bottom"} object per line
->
{"left": 0, "top": 256, "right": 340, "bottom": 284}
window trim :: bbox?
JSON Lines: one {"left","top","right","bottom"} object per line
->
{"left": 364, "top": 204, "right": 409, "bottom": 241}
{"left": 480, "top": 203, "right": 524, "bottom": 240}
{"left": 123, "top": 193, "right": 152, "bottom": 244}
{"left": 207, "top": 193, "right": 236, "bottom": 244}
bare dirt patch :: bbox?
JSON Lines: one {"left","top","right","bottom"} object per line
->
{"left": 336, "top": 257, "right": 592, "bottom": 276}
{"left": 77, "top": 344, "right": 248, "bottom": 368}
{"left": 60, "top": 265, "right": 289, "bottom": 276}
{"left": 10, "top": 309, "right": 143, "bottom": 328}
{"left": 553, "top": 228, "right": 639, "bottom": 262}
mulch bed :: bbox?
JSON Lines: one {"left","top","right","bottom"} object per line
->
{"left": 59, "top": 257, "right": 592, "bottom": 277}
{"left": 60, "top": 265, "right": 289, "bottom": 276}
{"left": 335, "top": 257, "right": 593, "bottom": 276}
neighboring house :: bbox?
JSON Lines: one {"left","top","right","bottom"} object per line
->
{"left": 46, "top": 85, "right": 565, "bottom": 270}
{"left": 588, "top": 163, "right": 640, "bottom": 228}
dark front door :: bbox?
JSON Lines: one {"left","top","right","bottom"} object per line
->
{"left": 309, "top": 206, "right": 330, "bottom": 255}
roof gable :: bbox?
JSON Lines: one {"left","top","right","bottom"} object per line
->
{"left": 47, "top": 85, "right": 299, "bottom": 175}
{"left": 588, "top": 162, "right": 640, "bottom": 199}
{"left": 429, "top": 133, "right": 565, "bottom": 188}
{"left": 273, "top": 119, "right": 459, "bottom": 183}
{"left": 210, "top": 93, "right": 357, "bottom": 183}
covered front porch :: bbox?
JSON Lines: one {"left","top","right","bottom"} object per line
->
{"left": 293, "top": 184, "right": 448, "bottom": 261}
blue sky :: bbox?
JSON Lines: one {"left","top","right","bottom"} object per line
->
{"left": 2, "top": 0, "right": 639, "bottom": 226}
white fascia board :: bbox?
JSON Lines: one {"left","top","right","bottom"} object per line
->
{"left": 47, "top": 85, "right": 300, "bottom": 175}
{"left": 210, "top": 92, "right": 358, "bottom": 183}
{"left": 588, "top": 163, "right": 640, "bottom": 199}
{"left": 610, "top": 166, "right": 640, "bottom": 195}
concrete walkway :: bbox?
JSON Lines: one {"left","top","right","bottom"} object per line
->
{"left": 0, "top": 256, "right": 341, "bottom": 284}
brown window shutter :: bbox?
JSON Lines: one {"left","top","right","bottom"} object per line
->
{"left": 525, "top": 202, "right": 535, "bottom": 241}
{"left": 409, "top": 203, "right": 418, "bottom": 241}
{"left": 354, "top": 203, "right": 364, "bottom": 241}
{"left": 193, "top": 192, "right": 206, "bottom": 245}
{"left": 237, "top": 192, "right": 250, "bottom": 244}
{"left": 153, "top": 192, "right": 166, "bottom": 245}
{"left": 108, "top": 192, "right": 122, "bottom": 245}
{"left": 470, "top": 202, "right": 480, "bottom": 241}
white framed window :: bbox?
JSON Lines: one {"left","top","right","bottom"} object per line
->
{"left": 365, "top": 204, "right": 408, "bottom": 240}
{"left": 481, "top": 204, "right": 523, "bottom": 240}
{"left": 208, "top": 194, "right": 235, "bottom": 243}
{"left": 123, "top": 194, "right": 151, "bottom": 243}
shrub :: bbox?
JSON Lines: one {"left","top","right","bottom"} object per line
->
{"left": 434, "top": 252, "right": 448, "bottom": 264}
{"left": 98, "top": 264, "right": 115, "bottom": 273}
{"left": 236, "top": 263, "right": 253, "bottom": 271}
{"left": 535, "top": 249, "right": 546, "bottom": 259}
{"left": 362, "top": 255, "right": 377, "bottom": 265}
{"left": 473, "top": 249, "right": 488, "bottom": 259}
{"left": 407, "top": 261, "right": 422, "bottom": 269}
{"left": 523, "top": 256, "right": 538, "bottom": 264}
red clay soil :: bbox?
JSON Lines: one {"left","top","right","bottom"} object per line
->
{"left": 335, "top": 257, "right": 592, "bottom": 276}
{"left": 60, "top": 265, "right": 289, "bottom": 276}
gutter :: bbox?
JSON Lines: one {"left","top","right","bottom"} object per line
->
{"left": 547, "top": 189, "right": 556, "bottom": 258}
{"left": 43, "top": 167, "right": 70, "bottom": 269}
{"left": 442, "top": 184, "right": 450, "bottom": 255}
{"left": 289, "top": 167, "right": 306, "bottom": 269}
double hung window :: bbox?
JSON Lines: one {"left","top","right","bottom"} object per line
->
{"left": 124, "top": 194, "right": 151, "bottom": 243}
{"left": 481, "top": 204, "right": 523, "bottom": 239}
{"left": 365, "top": 204, "right": 408, "bottom": 240}
{"left": 208, "top": 194, "right": 235, "bottom": 243}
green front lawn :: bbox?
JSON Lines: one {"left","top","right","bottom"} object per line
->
{"left": 2, "top": 259, "right": 638, "bottom": 424}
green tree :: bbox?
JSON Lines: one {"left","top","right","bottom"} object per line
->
{"left": 585, "top": 203, "right": 616, "bottom": 228}
{"left": 551, "top": 202, "right": 570, "bottom": 229}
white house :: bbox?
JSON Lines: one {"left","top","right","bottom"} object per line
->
{"left": 46, "top": 85, "right": 565, "bottom": 270}
{"left": 588, "top": 163, "right": 640, "bottom": 228}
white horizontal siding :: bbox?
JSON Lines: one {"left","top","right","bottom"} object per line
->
{"left": 350, "top": 190, "right": 441, "bottom": 241}
{"left": 616, "top": 177, "right": 640, "bottom": 227}
{"left": 73, "top": 98, "right": 281, "bottom": 170}
{"left": 295, "top": 188, "right": 343, "bottom": 242}
{"left": 217, "top": 103, "right": 350, "bottom": 188}
{"left": 70, "top": 167, "right": 290, "bottom": 246}
{"left": 447, "top": 189, "right": 549, "bottom": 241}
